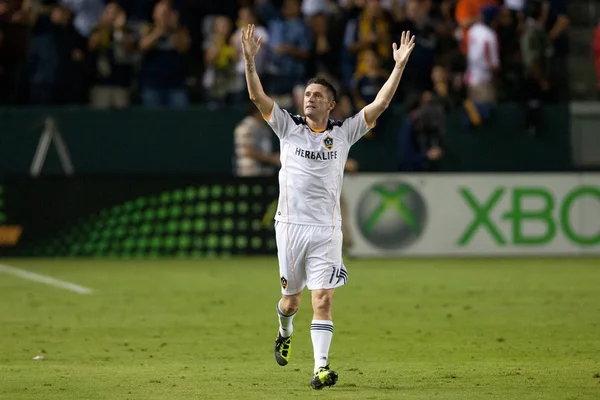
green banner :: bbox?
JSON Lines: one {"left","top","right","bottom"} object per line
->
{"left": 1, "top": 176, "right": 279, "bottom": 258}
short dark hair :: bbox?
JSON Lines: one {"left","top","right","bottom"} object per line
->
{"left": 306, "top": 76, "right": 337, "bottom": 102}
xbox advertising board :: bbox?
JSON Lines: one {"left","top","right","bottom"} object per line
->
{"left": 343, "top": 174, "right": 600, "bottom": 257}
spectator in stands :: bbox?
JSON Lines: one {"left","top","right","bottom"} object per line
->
{"left": 26, "top": 1, "right": 87, "bottom": 105}
{"left": 266, "top": 0, "right": 311, "bottom": 108}
{"left": 394, "top": 0, "right": 438, "bottom": 104}
{"left": 455, "top": 0, "right": 498, "bottom": 55}
{"left": 502, "top": 0, "right": 525, "bottom": 36}
{"left": 433, "top": 64, "right": 491, "bottom": 129}
{"left": 49, "top": 3, "right": 87, "bottom": 105}
{"left": 202, "top": 15, "right": 235, "bottom": 107}
{"left": 0, "top": 0, "right": 576, "bottom": 111}
{"left": 544, "top": 0, "right": 569, "bottom": 102}
{"left": 23, "top": 0, "right": 56, "bottom": 105}
{"left": 139, "top": 0, "right": 191, "bottom": 108}
{"left": 231, "top": 6, "right": 269, "bottom": 103}
{"left": 0, "top": 0, "right": 28, "bottom": 104}
{"left": 234, "top": 105, "right": 278, "bottom": 177}
{"left": 431, "top": 63, "right": 465, "bottom": 112}
{"left": 432, "top": 0, "right": 462, "bottom": 73}
{"left": 496, "top": 4, "right": 523, "bottom": 101}
{"left": 351, "top": 48, "right": 386, "bottom": 136}
{"left": 343, "top": 0, "right": 392, "bottom": 90}
{"left": 88, "top": 2, "right": 135, "bottom": 109}
{"left": 254, "top": 0, "right": 279, "bottom": 27}
{"left": 306, "top": 12, "right": 341, "bottom": 88}
{"left": 464, "top": 5, "right": 499, "bottom": 105}
{"left": 397, "top": 90, "right": 445, "bottom": 171}
{"left": 521, "top": 0, "right": 550, "bottom": 135}
{"left": 59, "top": 0, "right": 104, "bottom": 37}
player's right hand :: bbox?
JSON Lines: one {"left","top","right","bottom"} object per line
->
{"left": 241, "top": 24, "right": 263, "bottom": 60}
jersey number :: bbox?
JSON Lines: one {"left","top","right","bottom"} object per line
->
{"left": 329, "top": 267, "right": 347, "bottom": 285}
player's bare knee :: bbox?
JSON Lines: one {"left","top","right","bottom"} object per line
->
{"left": 311, "top": 292, "right": 333, "bottom": 314}
{"left": 280, "top": 293, "right": 301, "bottom": 314}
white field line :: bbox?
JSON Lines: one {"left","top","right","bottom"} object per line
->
{"left": 0, "top": 263, "right": 94, "bottom": 295}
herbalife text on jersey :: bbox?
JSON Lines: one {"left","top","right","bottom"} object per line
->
{"left": 294, "top": 147, "right": 338, "bottom": 161}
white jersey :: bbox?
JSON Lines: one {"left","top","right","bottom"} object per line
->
{"left": 465, "top": 22, "right": 500, "bottom": 86}
{"left": 265, "top": 102, "right": 373, "bottom": 227}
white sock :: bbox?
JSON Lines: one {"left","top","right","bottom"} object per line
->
{"left": 277, "top": 301, "right": 296, "bottom": 338}
{"left": 310, "top": 320, "right": 333, "bottom": 373}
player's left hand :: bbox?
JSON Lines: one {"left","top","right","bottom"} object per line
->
{"left": 241, "top": 24, "right": 263, "bottom": 60}
{"left": 393, "top": 31, "right": 416, "bottom": 69}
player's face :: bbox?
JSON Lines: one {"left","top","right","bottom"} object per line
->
{"left": 304, "top": 84, "right": 335, "bottom": 119}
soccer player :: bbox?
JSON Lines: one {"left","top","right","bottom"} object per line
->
{"left": 241, "top": 24, "right": 415, "bottom": 389}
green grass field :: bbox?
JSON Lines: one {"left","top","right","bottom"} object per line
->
{"left": 1, "top": 257, "right": 599, "bottom": 399}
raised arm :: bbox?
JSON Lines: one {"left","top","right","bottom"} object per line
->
{"left": 241, "top": 24, "right": 274, "bottom": 117}
{"left": 363, "top": 31, "right": 415, "bottom": 126}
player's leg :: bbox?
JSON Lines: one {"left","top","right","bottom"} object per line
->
{"left": 306, "top": 226, "right": 346, "bottom": 389}
{"left": 277, "top": 292, "right": 302, "bottom": 338}
{"left": 309, "top": 288, "right": 338, "bottom": 389}
{"left": 274, "top": 292, "right": 301, "bottom": 366}
{"left": 274, "top": 221, "right": 308, "bottom": 366}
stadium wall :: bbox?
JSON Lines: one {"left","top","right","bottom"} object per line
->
{"left": 0, "top": 103, "right": 570, "bottom": 174}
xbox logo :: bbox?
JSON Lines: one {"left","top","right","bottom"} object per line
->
{"left": 356, "top": 181, "right": 428, "bottom": 250}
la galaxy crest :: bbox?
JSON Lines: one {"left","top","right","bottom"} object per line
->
{"left": 280, "top": 276, "right": 288, "bottom": 290}
{"left": 323, "top": 136, "right": 334, "bottom": 150}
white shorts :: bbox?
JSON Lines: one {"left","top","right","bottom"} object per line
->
{"left": 275, "top": 221, "right": 348, "bottom": 295}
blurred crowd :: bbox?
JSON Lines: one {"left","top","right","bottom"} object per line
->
{"left": 0, "top": 0, "right": 569, "bottom": 110}
{"left": 0, "top": 0, "right": 570, "bottom": 174}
